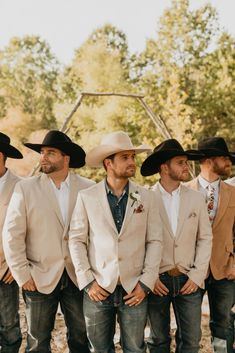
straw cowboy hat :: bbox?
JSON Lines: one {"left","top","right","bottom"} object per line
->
{"left": 24, "top": 130, "right": 86, "bottom": 168}
{"left": 198, "top": 137, "right": 235, "bottom": 163}
{"left": 0, "top": 132, "right": 23, "bottom": 159}
{"left": 141, "top": 138, "right": 204, "bottom": 176}
{"left": 86, "top": 131, "right": 151, "bottom": 168}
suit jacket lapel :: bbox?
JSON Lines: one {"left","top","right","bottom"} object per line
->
{"left": 97, "top": 180, "right": 118, "bottom": 234}
{"left": 175, "top": 185, "right": 189, "bottom": 239}
{"left": 41, "top": 173, "right": 64, "bottom": 227}
{"left": 64, "top": 173, "right": 79, "bottom": 233}
{"left": 154, "top": 183, "right": 174, "bottom": 238}
{"left": 213, "top": 181, "right": 230, "bottom": 229}
{"left": 119, "top": 180, "right": 136, "bottom": 235}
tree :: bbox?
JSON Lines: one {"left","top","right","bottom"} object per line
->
{"left": 0, "top": 35, "right": 60, "bottom": 141}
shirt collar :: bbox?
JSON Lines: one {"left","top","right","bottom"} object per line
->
{"left": 158, "top": 181, "right": 181, "bottom": 197}
{"left": 105, "top": 179, "right": 129, "bottom": 197}
{"left": 49, "top": 172, "right": 70, "bottom": 190}
{"left": 198, "top": 174, "right": 220, "bottom": 190}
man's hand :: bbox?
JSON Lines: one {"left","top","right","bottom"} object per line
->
{"left": 123, "top": 282, "right": 146, "bottom": 306}
{"left": 2, "top": 269, "right": 14, "bottom": 284}
{"left": 180, "top": 278, "right": 198, "bottom": 295}
{"left": 22, "top": 278, "right": 37, "bottom": 291}
{"left": 153, "top": 278, "right": 169, "bottom": 296}
{"left": 87, "top": 281, "right": 110, "bottom": 302}
{"left": 227, "top": 266, "right": 235, "bottom": 280}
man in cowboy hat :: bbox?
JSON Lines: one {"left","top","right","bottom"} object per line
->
{"left": 3, "top": 130, "right": 95, "bottom": 353}
{"left": 186, "top": 137, "right": 235, "bottom": 353}
{"left": 140, "top": 138, "right": 212, "bottom": 353}
{"left": 0, "top": 132, "right": 23, "bottom": 353}
{"left": 68, "top": 131, "right": 163, "bottom": 353}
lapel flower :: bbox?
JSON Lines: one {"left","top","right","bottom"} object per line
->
{"left": 130, "top": 191, "right": 144, "bottom": 213}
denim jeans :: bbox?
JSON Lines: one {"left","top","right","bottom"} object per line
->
{"left": 22, "top": 270, "right": 89, "bottom": 353}
{"left": 83, "top": 285, "right": 148, "bottom": 353}
{"left": 0, "top": 279, "right": 22, "bottom": 353}
{"left": 147, "top": 273, "right": 202, "bottom": 353}
{"left": 204, "top": 275, "right": 234, "bottom": 353}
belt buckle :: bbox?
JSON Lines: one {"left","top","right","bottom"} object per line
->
{"left": 167, "top": 268, "right": 181, "bottom": 277}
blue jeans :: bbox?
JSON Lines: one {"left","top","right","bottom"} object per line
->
{"left": 0, "top": 279, "right": 22, "bottom": 353}
{"left": 22, "top": 270, "right": 89, "bottom": 353}
{"left": 205, "top": 275, "right": 234, "bottom": 353}
{"left": 147, "top": 273, "right": 202, "bottom": 353}
{"left": 83, "top": 285, "right": 148, "bottom": 353}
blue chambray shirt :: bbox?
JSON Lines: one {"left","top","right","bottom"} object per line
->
{"left": 105, "top": 180, "right": 129, "bottom": 233}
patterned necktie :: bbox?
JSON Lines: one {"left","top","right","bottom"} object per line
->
{"left": 206, "top": 184, "right": 215, "bottom": 224}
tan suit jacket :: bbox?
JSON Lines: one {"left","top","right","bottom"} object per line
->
{"left": 0, "top": 170, "right": 20, "bottom": 280}
{"left": 225, "top": 176, "right": 235, "bottom": 186}
{"left": 152, "top": 183, "right": 212, "bottom": 287}
{"left": 69, "top": 180, "right": 163, "bottom": 293}
{"left": 3, "top": 172, "right": 94, "bottom": 293}
{"left": 187, "top": 177, "right": 235, "bottom": 280}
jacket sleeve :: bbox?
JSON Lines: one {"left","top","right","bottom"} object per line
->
{"left": 68, "top": 192, "right": 95, "bottom": 290}
{"left": 2, "top": 182, "right": 32, "bottom": 287}
{"left": 139, "top": 190, "right": 163, "bottom": 291}
{"left": 187, "top": 194, "right": 213, "bottom": 287}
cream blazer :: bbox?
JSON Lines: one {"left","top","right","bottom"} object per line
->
{"left": 69, "top": 180, "right": 163, "bottom": 293}
{"left": 187, "top": 178, "right": 235, "bottom": 280}
{"left": 0, "top": 170, "right": 20, "bottom": 280}
{"left": 153, "top": 183, "right": 212, "bottom": 287}
{"left": 3, "top": 172, "right": 94, "bottom": 293}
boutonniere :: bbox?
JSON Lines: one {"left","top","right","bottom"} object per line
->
{"left": 130, "top": 191, "right": 144, "bottom": 213}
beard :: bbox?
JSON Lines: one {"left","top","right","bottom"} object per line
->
{"left": 113, "top": 166, "right": 136, "bottom": 179}
{"left": 212, "top": 162, "right": 231, "bottom": 177}
{"left": 168, "top": 169, "right": 189, "bottom": 182}
{"left": 40, "top": 161, "right": 63, "bottom": 174}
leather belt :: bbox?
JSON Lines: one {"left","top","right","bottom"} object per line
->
{"left": 166, "top": 268, "right": 183, "bottom": 277}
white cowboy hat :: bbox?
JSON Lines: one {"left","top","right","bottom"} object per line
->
{"left": 86, "top": 131, "right": 151, "bottom": 167}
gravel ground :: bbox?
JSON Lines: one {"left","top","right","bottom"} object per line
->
{"left": 19, "top": 295, "right": 212, "bottom": 353}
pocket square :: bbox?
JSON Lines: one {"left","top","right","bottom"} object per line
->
{"left": 188, "top": 212, "right": 197, "bottom": 218}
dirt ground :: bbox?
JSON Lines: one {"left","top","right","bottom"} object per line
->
{"left": 19, "top": 295, "right": 212, "bottom": 353}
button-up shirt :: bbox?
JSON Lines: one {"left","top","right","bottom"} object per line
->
{"left": 198, "top": 175, "right": 220, "bottom": 221}
{"left": 50, "top": 173, "right": 70, "bottom": 224}
{"left": 158, "top": 182, "right": 181, "bottom": 236}
{"left": 106, "top": 181, "right": 129, "bottom": 233}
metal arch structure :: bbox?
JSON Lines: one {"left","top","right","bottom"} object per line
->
{"left": 31, "top": 91, "right": 195, "bottom": 177}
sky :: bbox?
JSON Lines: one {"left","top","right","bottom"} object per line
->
{"left": 0, "top": 0, "right": 234, "bottom": 65}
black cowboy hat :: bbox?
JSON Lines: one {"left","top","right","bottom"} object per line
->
{"left": 141, "top": 139, "right": 204, "bottom": 177}
{"left": 0, "top": 132, "right": 23, "bottom": 159}
{"left": 198, "top": 137, "right": 235, "bottom": 164}
{"left": 24, "top": 130, "right": 85, "bottom": 168}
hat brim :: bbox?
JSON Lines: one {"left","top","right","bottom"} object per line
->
{"left": 141, "top": 149, "right": 204, "bottom": 177}
{"left": 198, "top": 148, "right": 235, "bottom": 163}
{"left": 86, "top": 144, "right": 151, "bottom": 168}
{"left": 0, "top": 144, "right": 23, "bottom": 159}
{"left": 24, "top": 142, "right": 85, "bottom": 168}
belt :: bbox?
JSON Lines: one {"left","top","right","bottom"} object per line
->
{"left": 166, "top": 268, "right": 183, "bottom": 277}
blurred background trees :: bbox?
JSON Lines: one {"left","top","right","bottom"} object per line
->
{"left": 0, "top": 0, "right": 234, "bottom": 181}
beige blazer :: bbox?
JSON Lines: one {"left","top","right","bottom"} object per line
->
{"left": 3, "top": 172, "right": 94, "bottom": 294}
{"left": 0, "top": 170, "right": 20, "bottom": 280}
{"left": 153, "top": 183, "right": 212, "bottom": 287}
{"left": 69, "top": 180, "right": 163, "bottom": 293}
{"left": 187, "top": 178, "right": 235, "bottom": 280}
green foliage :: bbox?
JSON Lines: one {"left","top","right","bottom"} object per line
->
{"left": 0, "top": 36, "right": 59, "bottom": 136}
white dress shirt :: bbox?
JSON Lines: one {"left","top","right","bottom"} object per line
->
{"left": 158, "top": 182, "right": 181, "bottom": 236}
{"left": 0, "top": 169, "right": 9, "bottom": 194}
{"left": 50, "top": 173, "right": 70, "bottom": 224}
{"left": 198, "top": 174, "right": 220, "bottom": 220}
